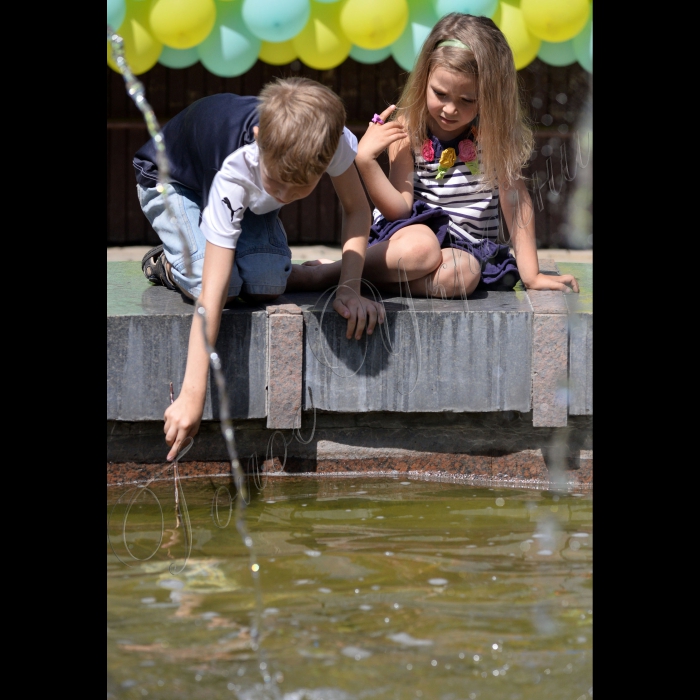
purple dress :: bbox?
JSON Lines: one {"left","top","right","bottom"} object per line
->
{"left": 368, "top": 126, "right": 520, "bottom": 289}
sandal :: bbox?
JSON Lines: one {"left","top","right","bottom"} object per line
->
{"left": 141, "top": 245, "right": 178, "bottom": 291}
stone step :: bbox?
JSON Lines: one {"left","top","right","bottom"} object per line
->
{"left": 107, "top": 260, "right": 592, "bottom": 428}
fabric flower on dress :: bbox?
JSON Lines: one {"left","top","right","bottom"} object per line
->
{"left": 458, "top": 138, "right": 480, "bottom": 176}
{"left": 421, "top": 139, "right": 435, "bottom": 162}
{"left": 458, "top": 139, "right": 477, "bottom": 162}
{"left": 435, "top": 147, "right": 456, "bottom": 180}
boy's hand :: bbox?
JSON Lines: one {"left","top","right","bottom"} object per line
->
{"left": 334, "top": 288, "right": 386, "bottom": 340}
{"left": 525, "top": 273, "right": 579, "bottom": 293}
{"left": 164, "top": 395, "right": 203, "bottom": 461}
{"left": 357, "top": 105, "right": 407, "bottom": 163}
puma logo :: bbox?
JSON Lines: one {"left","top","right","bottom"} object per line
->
{"left": 222, "top": 197, "right": 243, "bottom": 223}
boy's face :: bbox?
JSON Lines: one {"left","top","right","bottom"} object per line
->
{"left": 254, "top": 127, "right": 321, "bottom": 205}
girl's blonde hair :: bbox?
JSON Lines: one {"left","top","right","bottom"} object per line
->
{"left": 395, "top": 13, "right": 532, "bottom": 191}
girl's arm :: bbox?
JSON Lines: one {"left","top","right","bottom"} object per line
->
{"left": 501, "top": 178, "right": 579, "bottom": 293}
{"left": 163, "top": 241, "right": 234, "bottom": 460}
{"left": 329, "top": 164, "right": 386, "bottom": 340}
{"left": 356, "top": 105, "right": 414, "bottom": 221}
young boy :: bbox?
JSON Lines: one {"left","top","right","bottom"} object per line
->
{"left": 133, "top": 77, "right": 383, "bottom": 460}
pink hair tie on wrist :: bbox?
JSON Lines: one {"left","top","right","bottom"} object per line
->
{"left": 371, "top": 114, "right": 385, "bottom": 125}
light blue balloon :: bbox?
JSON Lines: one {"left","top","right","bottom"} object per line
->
{"left": 537, "top": 39, "right": 576, "bottom": 67}
{"left": 159, "top": 46, "right": 200, "bottom": 69}
{"left": 392, "top": 0, "right": 438, "bottom": 72}
{"left": 241, "top": 0, "right": 311, "bottom": 43}
{"left": 350, "top": 45, "right": 393, "bottom": 64}
{"left": 572, "top": 16, "right": 592, "bottom": 73}
{"left": 106, "top": 0, "right": 126, "bottom": 31}
{"left": 433, "top": 0, "right": 498, "bottom": 19}
{"left": 198, "top": 2, "right": 261, "bottom": 77}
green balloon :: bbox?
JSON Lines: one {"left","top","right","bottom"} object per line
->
{"left": 349, "top": 45, "right": 392, "bottom": 64}
{"left": 198, "top": 2, "right": 261, "bottom": 77}
{"left": 159, "top": 46, "right": 199, "bottom": 69}
{"left": 537, "top": 39, "right": 576, "bottom": 67}
{"left": 572, "top": 16, "right": 592, "bottom": 73}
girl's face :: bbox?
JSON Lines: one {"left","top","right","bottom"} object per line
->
{"left": 425, "top": 67, "right": 478, "bottom": 141}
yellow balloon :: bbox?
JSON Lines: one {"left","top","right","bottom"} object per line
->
{"left": 149, "top": 0, "right": 217, "bottom": 49}
{"left": 259, "top": 40, "right": 297, "bottom": 65}
{"left": 294, "top": 1, "right": 351, "bottom": 70}
{"left": 107, "top": 0, "right": 163, "bottom": 75}
{"left": 520, "top": 0, "right": 590, "bottom": 44}
{"left": 339, "top": 0, "right": 408, "bottom": 50}
{"left": 492, "top": 1, "right": 540, "bottom": 71}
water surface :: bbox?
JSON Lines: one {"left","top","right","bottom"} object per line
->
{"left": 107, "top": 476, "right": 592, "bottom": 699}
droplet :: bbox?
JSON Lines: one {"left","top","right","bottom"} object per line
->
{"left": 495, "top": 498, "right": 505, "bottom": 507}
{"left": 251, "top": 563, "right": 259, "bottom": 572}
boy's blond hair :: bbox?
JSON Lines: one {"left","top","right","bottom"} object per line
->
{"left": 257, "top": 77, "right": 346, "bottom": 185}
{"left": 394, "top": 13, "right": 533, "bottom": 192}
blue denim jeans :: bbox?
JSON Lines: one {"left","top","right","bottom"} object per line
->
{"left": 137, "top": 182, "right": 292, "bottom": 298}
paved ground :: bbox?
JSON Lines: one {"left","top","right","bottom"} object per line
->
{"left": 108, "top": 245, "right": 592, "bottom": 263}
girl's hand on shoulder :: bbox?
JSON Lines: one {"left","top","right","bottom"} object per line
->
{"left": 357, "top": 105, "right": 407, "bottom": 164}
{"left": 525, "top": 273, "right": 579, "bottom": 293}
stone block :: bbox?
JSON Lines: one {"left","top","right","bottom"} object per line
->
{"left": 532, "top": 314, "right": 568, "bottom": 427}
{"left": 266, "top": 305, "right": 303, "bottom": 429}
{"left": 299, "top": 292, "right": 533, "bottom": 413}
{"left": 569, "top": 312, "right": 592, "bottom": 414}
{"left": 107, "top": 264, "right": 267, "bottom": 421}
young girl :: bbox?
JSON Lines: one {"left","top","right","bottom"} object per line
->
{"left": 298, "top": 12, "right": 578, "bottom": 298}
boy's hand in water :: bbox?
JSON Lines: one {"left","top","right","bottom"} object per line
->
{"left": 525, "top": 273, "right": 580, "bottom": 293}
{"left": 334, "top": 287, "right": 386, "bottom": 340}
{"left": 164, "top": 395, "right": 203, "bottom": 461}
{"left": 357, "top": 105, "right": 407, "bottom": 162}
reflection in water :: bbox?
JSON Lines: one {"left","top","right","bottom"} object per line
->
{"left": 107, "top": 477, "right": 592, "bottom": 699}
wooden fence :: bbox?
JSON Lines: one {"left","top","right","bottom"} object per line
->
{"left": 107, "top": 57, "right": 591, "bottom": 248}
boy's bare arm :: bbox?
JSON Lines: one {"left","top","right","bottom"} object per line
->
{"left": 164, "top": 241, "right": 235, "bottom": 460}
{"left": 330, "top": 164, "right": 386, "bottom": 340}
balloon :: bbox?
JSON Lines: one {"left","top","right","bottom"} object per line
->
{"left": 391, "top": 0, "right": 438, "bottom": 72}
{"left": 149, "top": 0, "right": 216, "bottom": 49}
{"left": 293, "top": 1, "right": 351, "bottom": 70}
{"left": 159, "top": 45, "right": 200, "bottom": 68}
{"left": 520, "top": 0, "right": 590, "bottom": 44}
{"left": 349, "top": 44, "right": 392, "bottom": 64}
{"left": 537, "top": 39, "right": 576, "bottom": 67}
{"left": 492, "top": 1, "right": 540, "bottom": 71}
{"left": 433, "top": 0, "right": 498, "bottom": 19}
{"left": 197, "top": 1, "right": 261, "bottom": 77}
{"left": 572, "top": 14, "right": 592, "bottom": 73}
{"left": 107, "top": 0, "right": 127, "bottom": 30}
{"left": 259, "top": 40, "right": 297, "bottom": 65}
{"left": 241, "top": 0, "right": 311, "bottom": 43}
{"left": 339, "top": 0, "right": 409, "bottom": 50}
{"left": 107, "top": 0, "right": 163, "bottom": 75}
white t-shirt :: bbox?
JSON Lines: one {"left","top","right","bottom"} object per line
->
{"left": 201, "top": 127, "right": 358, "bottom": 249}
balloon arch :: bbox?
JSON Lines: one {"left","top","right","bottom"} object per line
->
{"left": 107, "top": 0, "right": 592, "bottom": 77}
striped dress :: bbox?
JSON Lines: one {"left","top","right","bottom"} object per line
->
{"left": 368, "top": 126, "right": 519, "bottom": 288}
{"left": 412, "top": 132, "right": 500, "bottom": 243}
